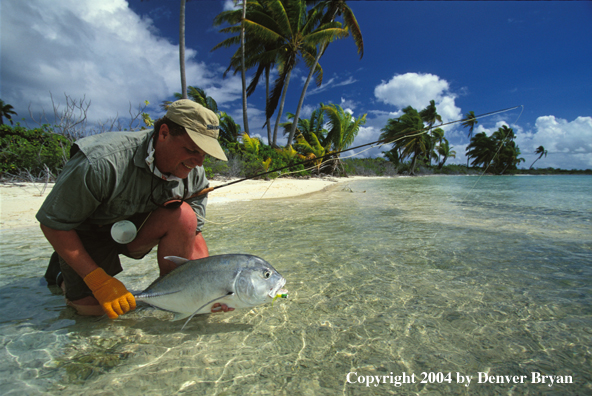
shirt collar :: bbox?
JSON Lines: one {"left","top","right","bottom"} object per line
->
{"left": 145, "top": 136, "right": 183, "bottom": 182}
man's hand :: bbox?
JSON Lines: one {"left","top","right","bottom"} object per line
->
{"left": 83, "top": 268, "right": 136, "bottom": 319}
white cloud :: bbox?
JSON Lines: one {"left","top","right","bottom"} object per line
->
{"left": 375, "top": 72, "right": 450, "bottom": 109}
{"left": 340, "top": 97, "right": 356, "bottom": 110}
{"left": 516, "top": 116, "right": 592, "bottom": 169}
{"left": 446, "top": 116, "right": 592, "bottom": 170}
{"left": 223, "top": 0, "right": 239, "bottom": 11}
{"left": 1, "top": 0, "right": 239, "bottom": 124}
{"left": 373, "top": 72, "right": 462, "bottom": 134}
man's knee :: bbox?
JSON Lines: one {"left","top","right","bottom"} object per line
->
{"left": 152, "top": 203, "right": 197, "bottom": 232}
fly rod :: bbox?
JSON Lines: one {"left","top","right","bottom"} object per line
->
{"left": 195, "top": 105, "right": 522, "bottom": 196}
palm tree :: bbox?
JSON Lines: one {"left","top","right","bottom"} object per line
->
{"left": 436, "top": 139, "right": 456, "bottom": 169}
{"left": 0, "top": 100, "right": 18, "bottom": 125}
{"left": 420, "top": 100, "right": 442, "bottom": 131}
{"left": 280, "top": 103, "right": 327, "bottom": 143}
{"left": 461, "top": 111, "right": 478, "bottom": 139}
{"left": 431, "top": 127, "right": 445, "bottom": 165}
{"left": 287, "top": 0, "right": 364, "bottom": 147}
{"left": 162, "top": 86, "right": 219, "bottom": 112}
{"left": 466, "top": 126, "right": 524, "bottom": 174}
{"left": 466, "top": 132, "right": 496, "bottom": 170}
{"left": 258, "top": 0, "right": 347, "bottom": 147}
{"left": 380, "top": 106, "right": 428, "bottom": 175}
{"left": 213, "top": 1, "right": 274, "bottom": 142}
{"left": 461, "top": 110, "right": 478, "bottom": 167}
{"left": 529, "top": 145, "right": 548, "bottom": 169}
{"left": 419, "top": 100, "right": 441, "bottom": 166}
{"left": 321, "top": 103, "right": 366, "bottom": 175}
{"left": 218, "top": 111, "right": 241, "bottom": 148}
{"left": 142, "top": 0, "right": 188, "bottom": 98}
{"left": 239, "top": 0, "right": 250, "bottom": 135}
{"left": 214, "top": 0, "right": 339, "bottom": 148}
{"left": 179, "top": 0, "right": 187, "bottom": 99}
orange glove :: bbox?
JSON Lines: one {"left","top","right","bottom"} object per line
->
{"left": 83, "top": 268, "right": 136, "bottom": 319}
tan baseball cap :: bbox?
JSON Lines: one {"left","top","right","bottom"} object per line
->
{"left": 165, "top": 99, "right": 228, "bottom": 161}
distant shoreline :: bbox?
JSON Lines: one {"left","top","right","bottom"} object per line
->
{"left": 0, "top": 176, "right": 380, "bottom": 230}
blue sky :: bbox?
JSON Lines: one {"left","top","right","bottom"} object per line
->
{"left": 2, "top": 0, "right": 591, "bottom": 169}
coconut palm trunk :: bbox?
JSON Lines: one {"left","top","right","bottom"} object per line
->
{"left": 240, "top": 0, "right": 249, "bottom": 135}
{"left": 272, "top": 69, "right": 292, "bottom": 147}
{"left": 179, "top": 0, "right": 187, "bottom": 99}
{"left": 287, "top": 43, "right": 325, "bottom": 147}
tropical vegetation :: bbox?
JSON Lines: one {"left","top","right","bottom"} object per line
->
{"left": 5, "top": 1, "right": 584, "bottom": 182}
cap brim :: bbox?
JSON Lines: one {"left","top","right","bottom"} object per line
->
{"left": 187, "top": 129, "right": 228, "bottom": 161}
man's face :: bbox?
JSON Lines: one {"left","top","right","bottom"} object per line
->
{"left": 154, "top": 124, "right": 207, "bottom": 179}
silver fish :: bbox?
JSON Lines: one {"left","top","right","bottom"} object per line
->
{"left": 134, "top": 254, "right": 287, "bottom": 329}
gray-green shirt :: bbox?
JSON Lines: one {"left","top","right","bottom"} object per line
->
{"left": 36, "top": 129, "right": 209, "bottom": 232}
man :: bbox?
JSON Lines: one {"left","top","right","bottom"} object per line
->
{"left": 37, "top": 99, "right": 232, "bottom": 319}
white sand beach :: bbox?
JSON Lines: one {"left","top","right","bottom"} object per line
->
{"left": 0, "top": 176, "right": 367, "bottom": 230}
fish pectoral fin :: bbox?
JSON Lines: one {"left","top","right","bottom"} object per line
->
{"left": 173, "top": 312, "right": 191, "bottom": 321}
{"left": 181, "top": 292, "right": 235, "bottom": 330}
{"left": 163, "top": 256, "right": 190, "bottom": 266}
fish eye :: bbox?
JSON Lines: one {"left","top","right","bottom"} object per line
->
{"left": 263, "top": 270, "right": 271, "bottom": 279}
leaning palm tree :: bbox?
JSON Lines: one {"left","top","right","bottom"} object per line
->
{"left": 0, "top": 99, "right": 18, "bottom": 125}
{"left": 461, "top": 110, "right": 478, "bottom": 167}
{"left": 287, "top": 0, "right": 364, "bottom": 147}
{"left": 461, "top": 111, "right": 478, "bottom": 139}
{"left": 436, "top": 139, "right": 456, "bottom": 169}
{"left": 431, "top": 127, "right": 445, "bottom": 165}
{"left": 419, "top": 100, "right": 441, "bottom": 166}
{"left": 466, "top": 132, "right": 496, "bottom": 170}
{"left": 380, "top": 106, "right": 428, "bottom": 175}
{"left": 321, "top": 103, "right": 366, "bottom": 175}
{"left": 529, "top": 145, "right": 548, "bottom": 169}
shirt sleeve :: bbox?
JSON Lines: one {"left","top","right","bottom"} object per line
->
{"left": 36, "top": 151, "right": 113, "bottom": 230}
{"left": 185, "top": 168, "right": 210, "bottom": 233}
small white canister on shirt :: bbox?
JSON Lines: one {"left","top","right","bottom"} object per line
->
{"left": 111, "top": 220, "right": 137, "bottom": 244}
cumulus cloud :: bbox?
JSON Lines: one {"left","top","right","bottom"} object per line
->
{"left": 516, "top": 116, "right": 592, "bottom": 169}
{"left": 1, "top": 0, "right": 239, "bottom": 123}
{"left": 445, "top": 116, "right": 592, "bottom": 169}
{"left": 374, "top": 72, "right": 462, "bottom": 129}
{"left": 375, "top": 73, "right": 448, "bottom": 108}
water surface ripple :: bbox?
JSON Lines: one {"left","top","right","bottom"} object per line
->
{"left": 1, "top": 175, "right": 590, "bottom": 395}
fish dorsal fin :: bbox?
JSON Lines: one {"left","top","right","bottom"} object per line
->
{"left": 164, "top": 256, "right": 190, "bottom": 266}
{"left": 181, "top": 292, "right": 235, "bottom": 330}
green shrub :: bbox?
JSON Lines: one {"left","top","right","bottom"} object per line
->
{"left": 0, "top": 124, "right": 71, "bottom": 176}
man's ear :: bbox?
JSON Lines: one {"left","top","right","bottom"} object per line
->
{"left": 158, "top": 123, "right": 170, "bottom": 141}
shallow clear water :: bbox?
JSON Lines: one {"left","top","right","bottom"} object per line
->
{"left": 1, "top": 175, "right": 591, "bottom": 395}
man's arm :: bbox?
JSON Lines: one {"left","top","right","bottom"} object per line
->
{"left": 40, "top": 224, "right": 99, "bottom": 278}
{"left": 41, "top": 224, "right": 136, "bottom": 319}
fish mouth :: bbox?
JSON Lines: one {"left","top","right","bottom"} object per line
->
{"left": 268, "top": 277, "right": 287, "bottom": 298}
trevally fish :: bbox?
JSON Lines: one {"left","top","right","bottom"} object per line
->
{"left": 134, "top": 254, "right": 288, "bottom": 329}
